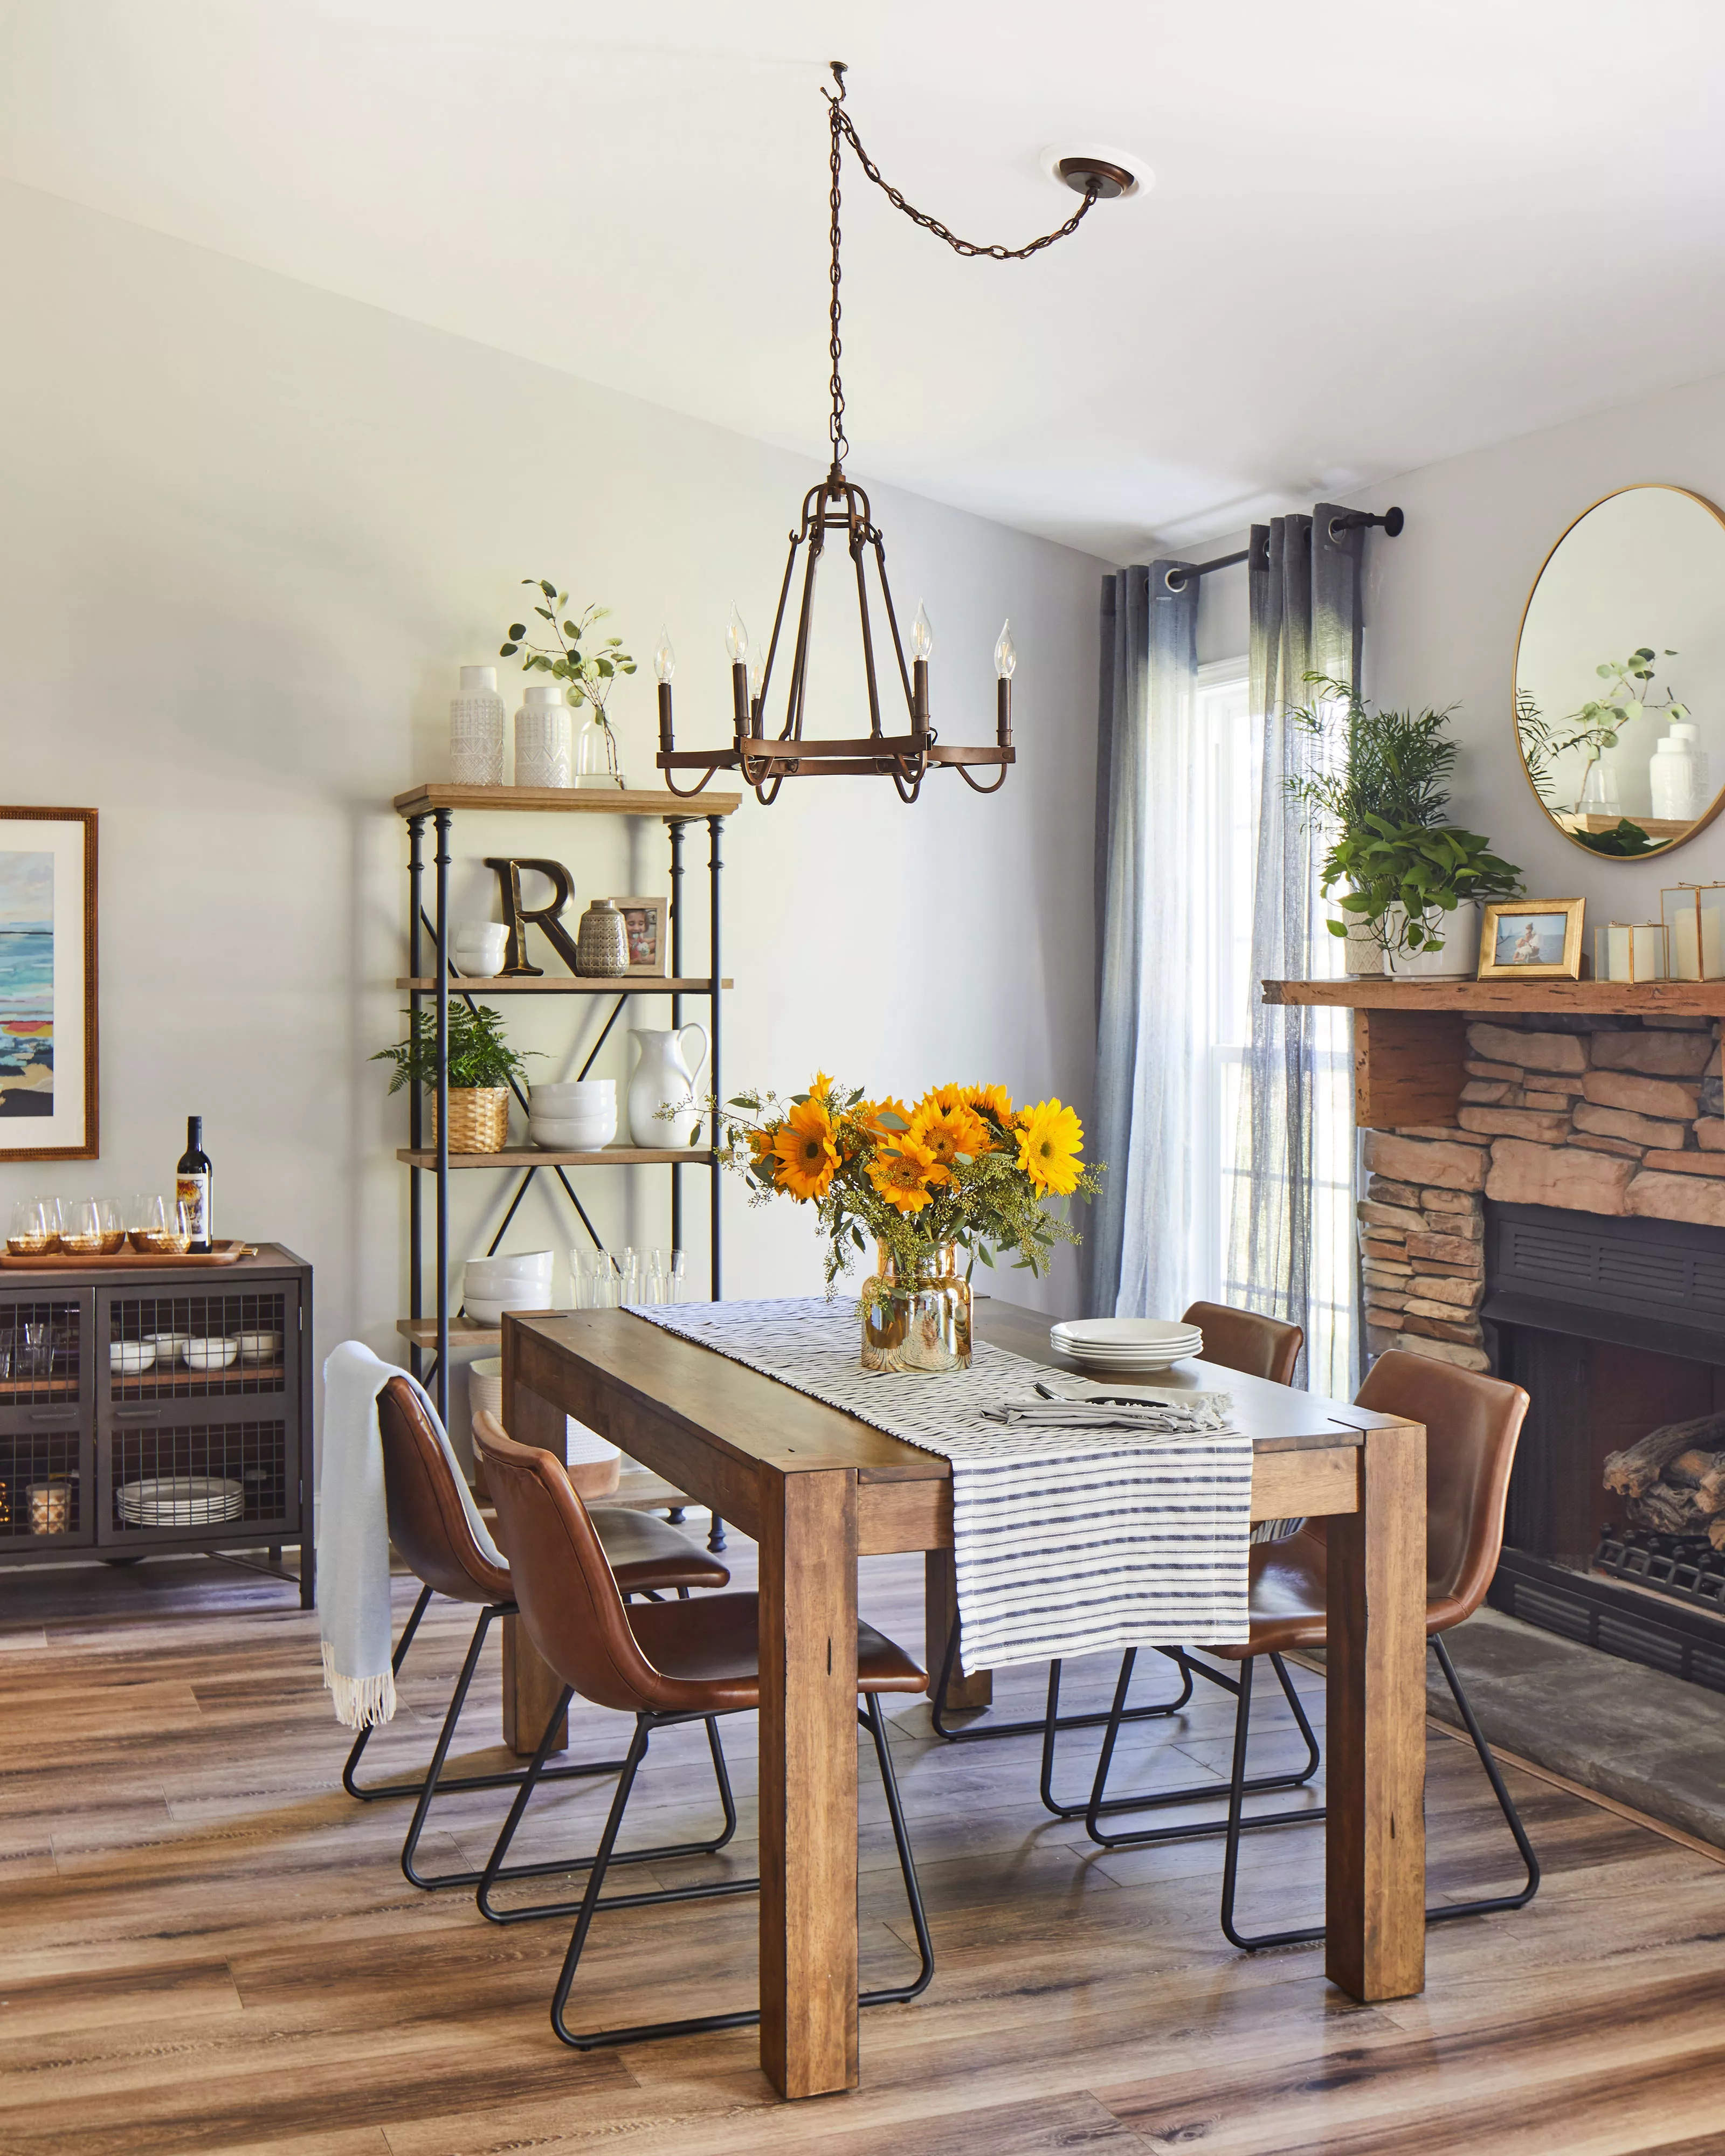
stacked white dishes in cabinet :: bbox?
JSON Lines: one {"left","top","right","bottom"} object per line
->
{"left": 1049, "top": 1317, "right": 1204, "bottom": 1372}
{"left": 528, "top": 1079, "right": 616, "bottom": 1151}
{"left": 463, "top": 1249, "right": 554, "bottom": 1326}
{"left": 117, "top": 1475, "right": 245, "bottom": 1527}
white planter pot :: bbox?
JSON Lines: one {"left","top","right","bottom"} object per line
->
{"left": 1385, "top": 897, "right": 1481, "bottom": 980}
{"left": 1342, "top": 915, "right": 1385, "bottom": 977}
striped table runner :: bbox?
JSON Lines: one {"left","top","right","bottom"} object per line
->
{"left": 627, "top": 1298, "right": 1252, "bottom": 1671}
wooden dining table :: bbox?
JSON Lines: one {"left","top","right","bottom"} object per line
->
{"left": 500, "top": 1297, "right": 1428, "bottom": 2102}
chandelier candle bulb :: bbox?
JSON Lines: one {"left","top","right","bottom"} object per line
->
{"left": 653, "top": 630, "right": 675, "bottom": 755}
{"left": 995, "top": 620, "right": 1017, "bottom": 745}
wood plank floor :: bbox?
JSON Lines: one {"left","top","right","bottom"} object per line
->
{"left": 3, "top": 1533, "right": 1724, "bottom": 2155}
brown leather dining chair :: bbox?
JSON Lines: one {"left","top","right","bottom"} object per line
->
{"left": 1086, "top": 1349, "right": 1541, "bottom": 1947}
{"left": 473, "top": 1416, "right": 934, "bottom": 2052}
{"left": 342, "top": 1376, "right": 732, "bottom": 1892}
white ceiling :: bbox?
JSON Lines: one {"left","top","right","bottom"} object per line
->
{"left": 5, "top": 0, "right": 1725, "bottom": 561}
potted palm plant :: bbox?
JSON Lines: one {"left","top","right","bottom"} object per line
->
{"left": 1287, "top": 677, "right": 1521, "bottom": 976}
{"left": 371, "top": 1004, "right": 539, "bottom": 1153}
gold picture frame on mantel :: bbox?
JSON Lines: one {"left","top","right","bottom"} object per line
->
{"left": 1477, "top": 898, "right": 1586, "bottom": 981}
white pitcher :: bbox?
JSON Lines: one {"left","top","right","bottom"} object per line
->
{"left": 627, "top": 1023, "right": 709, "bottom": 1147}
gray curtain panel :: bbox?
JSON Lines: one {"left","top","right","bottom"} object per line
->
{"left": 1226, "top": 506, "right": 1363, "bottom": 1393}
{"left": 1086, "top": 561, "right": 1199, "bottom": 1318}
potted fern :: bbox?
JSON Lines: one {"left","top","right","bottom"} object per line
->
{"left": 371, "top": 1005, "right": 540, "bottom": 1153}
{"left": 1287, "top": 677, "right": 1521, "bottom": 976}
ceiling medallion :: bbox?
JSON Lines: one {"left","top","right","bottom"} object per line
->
{"left": 656, "top": 62, "right": 1127, "bottom": 805}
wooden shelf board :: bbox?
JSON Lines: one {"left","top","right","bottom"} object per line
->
{"left": 1264, "top": 977, "right": 1725, "bottom": 1014}
{"left": 397, "top": 1316, "right": 501, "bottom": 1350}
{"left": 397, "top": 1145, "right": 717, "bottom": 1170}
{"left": 395, "top": 976, "right": 733, "bottom": 994}
{"left": 1554, "top": 812, "right": 1692, "bottom": 838}
{"left": 394, "top": 784, "right": 742, "bottom": 820}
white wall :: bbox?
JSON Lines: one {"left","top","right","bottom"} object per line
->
{"left": 0, "top": 178, "right": 1107, "bottom": 1434}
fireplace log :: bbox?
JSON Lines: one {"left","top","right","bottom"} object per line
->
{"left": 1666, "top": 1448, "right": 1720, "bottom": 1488}
{"left": 1696, "top": 1461, "right": 1725, "bottom": 1514}
{"left": 1710, "top": 1517, "right": 1725, "bottom": 1553}
{"left": 1631, "top": 1483, "right": 1700, "bottom": 1535}
{"left": 1603, "top": 1415, "right": 1725, "bottom": 1498}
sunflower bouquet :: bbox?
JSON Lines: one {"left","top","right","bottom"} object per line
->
{"left": 713, "top": 1075, "right": 1101, "bottom": 1294}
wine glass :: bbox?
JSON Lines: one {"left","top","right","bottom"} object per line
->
{"left": 97, "top": 1199, "right": 127, "bottom": 1254}
{"left": 6, "top": 1198, "right": 56, "bottom": 1256}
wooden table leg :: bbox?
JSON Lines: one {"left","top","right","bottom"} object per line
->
{"left": 758, "top": 1468, "right": 859, "bottom": 2099}
{"left": 1325, "top": 1419, "right": 1427, "bottom": 2001}
{"left": 925, "top": 1549, "right": 992, "bottom": 1713}
{"left": 497, "top": 1363, "right": 569, "bottom": 1757}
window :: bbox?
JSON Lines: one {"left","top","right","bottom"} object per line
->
{"left": 1189, "top": 660, "right": 1358, "bottom": 1394}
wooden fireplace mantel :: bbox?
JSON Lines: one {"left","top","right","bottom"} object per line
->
{"left": 1262, "top": 977, "right": 1725, "bottom": 1127}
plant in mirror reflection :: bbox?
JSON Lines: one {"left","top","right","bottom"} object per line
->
{"left": 1539, "top": 647, "right": 1688, "bottom": 812}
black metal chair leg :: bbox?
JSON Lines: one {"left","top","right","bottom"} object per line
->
{"left": 1039, "top": 1648, "right": 1195, "bottom": 1818}
{"left": 478, "top": 1698, "right": 742, "bottom": 1925}
{"left": 1219, "top": 1656, "right": 1326, "bottom": 1950}
{"left": 342, "top": 1583, "right": 433, "bottom": 1798}
{"left": 1084, "top": 1648, "right": 1323, "bottom": 1850}
{"left": 931, "top": 1620, "right": 1193, "bottom": 1752}
{"left": 1220, "top": 1639, "right": 1541, "bottom": 1952}
{"left": 543, "top": 1696, "right": 934, "bottom": 2051}
{"left": 858, "top": 1696, "right": 934, "bottom": 2005}
{"left": 1425, "top": 1634, "right": 1540, "bottom": 1921}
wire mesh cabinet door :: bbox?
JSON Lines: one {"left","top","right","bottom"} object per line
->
{"left": 0, "top": 1289, "right": 94, "bottom": 1552}
{"left": 95, "top": 1276, "right": 302, "bottom": 1554}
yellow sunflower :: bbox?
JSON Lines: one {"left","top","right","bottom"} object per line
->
{"left": 746, "top": 1124, "right": 777, "bottom": 1168}
{"left": 857, "top": 1095, "right": 913, "bottom": 1143}
{"left": 866, "top": 1134, "right": 949, "bottom": 1215}
{"left": 968, "top": 1082, "right": 1015, "bottom": 1123}
{"left": 809, "top": 1070, "right": 835, "bottom": 1104}
{"left": 1016, "top": 1098, "right": 1084, "bottom": 1196}
{"left": 909, "top": 1099, "right": 990, "bottom": 1168}
{"left": 772, "top": 1098, "right": 839, "bottom": 1202}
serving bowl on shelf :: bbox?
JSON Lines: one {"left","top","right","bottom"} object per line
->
{"left": 109, "top": 1341, "right": 156, "bottom": 1374}
{"left": 527, "top": 1113, "right": 617, "bottom": 1151}
{"left": 464, "top": 1291, "right": 555, "bottom": 1326}
{"left": 234, "top": 1330, "right": 282, "bottom": 1362}
{"left": 182, "top": 1337, "right": 240, "bottom": 1372}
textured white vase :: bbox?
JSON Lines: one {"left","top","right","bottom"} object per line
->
{"left": 1650, "top": 723, "right": 1709, "bottom": 823}
{"left": 1385, "top": 898, "right": 1480, "bottom": 980}
{"left": 450, "top": 665, "right": 506, "bottom": 785}
{"left": 514, "top": 683, "right": 571, "bottom": 787}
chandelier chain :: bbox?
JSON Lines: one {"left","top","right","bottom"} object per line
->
{"left": 822, "top": 62, "right": 1099, "bottom": 474}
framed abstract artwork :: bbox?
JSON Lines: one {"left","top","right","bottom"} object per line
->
{"left": 0, "top": 809, "right": 98, "bottom": 1160}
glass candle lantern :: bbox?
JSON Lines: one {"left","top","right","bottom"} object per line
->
{"left": 1660, "top": 883, "right": 1725, "bottom": 981}
{"left": 1595, "top": 921, "right": 1668, "bottom": 983}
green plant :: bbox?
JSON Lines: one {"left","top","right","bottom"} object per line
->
{"left": 1326, "top": 816, "right": 1523, "bottom": 959}
{"left": 1574, "top": 817, "right": 1661, "bottom": 857}
{"left": 371, "top": 1004, "right": 540, "bottom": 1094}
{"left": 1545, "top": 647, "right": 1687, "bottom": 805}
{"left": 1286, "top": 675, "right": 1460, "bottom": 861}
{"left": 500, "top": 578, "right": 637, "bottom": 783}
{"left": 1515, "top": 688, "right": 1556, "bottom": 803}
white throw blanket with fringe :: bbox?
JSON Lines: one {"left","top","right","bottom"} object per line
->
{"left": 317, "top": 1340, "right": 506, "bottom": 1730}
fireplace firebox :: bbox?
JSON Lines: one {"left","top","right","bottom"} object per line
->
{"left": 1484, "top": 1200, "right": 1725, "bottom": 1694}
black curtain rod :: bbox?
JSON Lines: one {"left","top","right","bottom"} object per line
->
{"left": 1161, "top": 506, "right": 1403, "bottom": 593}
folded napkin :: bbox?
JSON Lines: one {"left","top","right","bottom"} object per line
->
{"left": 981, "top": 1383, "right": 1235, "bottom": 1435}
{"left": 317, "top": 1340, "right": 505, "bottom": 1730}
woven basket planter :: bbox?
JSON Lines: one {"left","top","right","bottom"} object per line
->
{"left": 426, "top": 1087, "right": 510, "bottom": 1153}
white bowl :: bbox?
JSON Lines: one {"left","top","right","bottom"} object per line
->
{"left": 532, "top": 1079, "right": 615, "bottom": 1103}
{"left": 110, "top": 1342, "right": 156, "bottom": 1374}
{"left": 529, "top": 1115, "right": 617, "bottom": 1150}
{"left": 452, "top": 924, "right": 509, "bottom": 978}
{"left": 464, "top": 1249, "right": 553, "bottom": 1277}
{"left": 144, "top": 1331, "right": 188, "bottom": 1357}
{"left": 464, "top": 1291, "right": 554, "bottom": 1326}
{"left": 234, "top": 1330, "right": 282, "bottom": 1362}
{"left": 183, "top": 1337, "right": 239, "bottom": 1371}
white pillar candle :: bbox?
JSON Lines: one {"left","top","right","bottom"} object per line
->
{"left": 1673, "top": 906, "right": 1701, "bottom": 981}
{"left": 1703, "top": 907, "right": 1722, "bottom": 978}
{"left": 1608, "top": 924, "right": 1632, "bottom": 980}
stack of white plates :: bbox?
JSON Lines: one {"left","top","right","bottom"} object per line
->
{"left": 1048, "top": 1317, "right": 1204, "bottom": 1372}
{"left": 116, "top": 1475, "right": 246, "bottom": 1528}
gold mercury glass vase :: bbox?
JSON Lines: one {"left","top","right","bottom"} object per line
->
{"left": 860, "top": 1242, "right": 972, "bottom": 1376}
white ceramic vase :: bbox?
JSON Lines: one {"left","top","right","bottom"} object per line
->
{"left": 627, "top": 1023, "right": 709, "bottom": 1147}
{"left": 1385, "top": 897, "right": 1481, "bottom": 980}
{"left": 1342, "top": 914, "right": 1385, "bottom": 978}
{"left": 514, "top": 684, "right": 571, "bottom": 787}
{"left": 450, "top": 665, "right": 507, "bottom": 785}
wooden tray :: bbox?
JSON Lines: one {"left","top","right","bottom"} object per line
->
{"left": 1, "top": 1240, "right": 253, "bottom": 1271}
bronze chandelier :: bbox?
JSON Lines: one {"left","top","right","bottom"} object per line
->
{"left": 656, "top": 62, "right": 1130, "bottom": 805}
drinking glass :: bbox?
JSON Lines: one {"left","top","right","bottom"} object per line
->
{"left": 60, "top": 1199, "right": 105, "bottom": 1255}
{"left": 666, "top": 1248, "right": 686, "bottom": 1303}
{"left": 6, "top": 1198, "right": 56, "bottom": 1256}
{"left": 571, "top": 1249, "right": 617, "bottom": 1309}
{"left": 97, "top": 1199, "right": 127, "bottom": 1254}
{"left": 129, "top": 1195, "right": 190, "bottom": 1254}
{"left": 17, "top": 1319, "right": 50, "bottom": 1378}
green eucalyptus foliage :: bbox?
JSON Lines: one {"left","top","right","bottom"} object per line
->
{"left": 500, "top": 579, "right": 636, "bottom": 780}
{"left": 371, "top": 1004, "right": 541, "bottom": 1093}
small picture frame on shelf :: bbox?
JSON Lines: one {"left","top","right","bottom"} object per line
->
{"left": 1476, "top": 897, "right": 1585, "bottom": 981}
{"left": 610, "top": 896, "right": 668, "bottom": 978}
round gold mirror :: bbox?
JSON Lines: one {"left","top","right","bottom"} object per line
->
{"left": 1514, "top": 485, "right": 1725, "bottom": 858}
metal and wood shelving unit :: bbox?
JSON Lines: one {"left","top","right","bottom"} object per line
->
{"left": 0, "top": 1246, "right": 314, "bottom": 1604}
{"left": 391, "top": 784, "right": 740, "bottom": 1428}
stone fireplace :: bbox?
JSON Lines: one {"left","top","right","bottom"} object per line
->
{"left": 1359, "top": 1011, "right": 1725, "bottom": 1694}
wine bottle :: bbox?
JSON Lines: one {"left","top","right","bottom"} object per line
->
{"left": 176, "top": 1115, "right": 213, "bottom": 1254}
